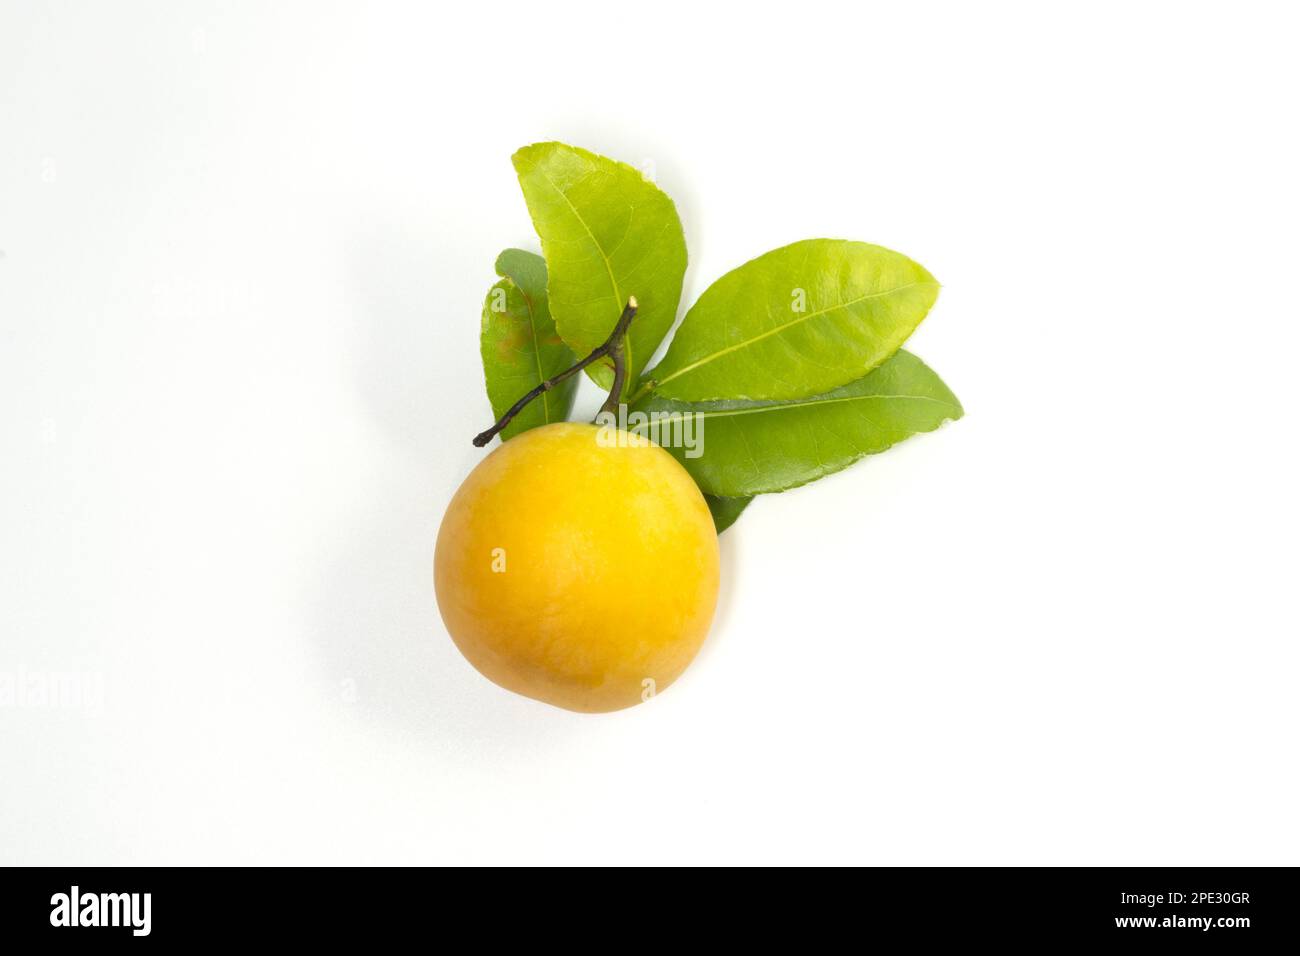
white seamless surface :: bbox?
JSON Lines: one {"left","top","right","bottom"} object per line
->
{"left": 1, "top": 1, "right": 1297, "bottom": 865}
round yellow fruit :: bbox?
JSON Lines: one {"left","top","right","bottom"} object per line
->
{"left": 434, "top": 422, "right": 720, "bottom": 713}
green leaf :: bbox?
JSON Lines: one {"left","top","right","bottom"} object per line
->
{"left": 639, "top": 239, "right": 939, "bottom": 402}
{"left": 479, "top": 249, "right": 577, "bottom": 442}
{"left": 634, "top": 350, "right": 962, "bottom": 496}
{"left": 705, "top": 495, "right": 752, "bottom": 534}
{"left": 512, "top": 142, "right": 687, "bottom": 394}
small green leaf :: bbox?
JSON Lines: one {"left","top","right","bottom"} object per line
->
{"left": 635, "top": 350, "right": 962, "bottom": 496}
{"left": 705, "top": 495, "right": 752, "bottom": 534}
{"left": 640, "top": 239, "right": 939, "bottom": 402}
{"left": 512, "top": 142, "right": 687, "bottom": 394}
{"left": 480, "top": 249, "right": 577, "bottom": 442}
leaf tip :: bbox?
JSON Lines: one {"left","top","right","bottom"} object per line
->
{"left": 511, "top": 141, "right": 565, "bottom": 171}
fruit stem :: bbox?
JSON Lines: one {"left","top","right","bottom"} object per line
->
{"left": 599, "top": 306, "right": 633, "bottom": 417}
{"left": 472, "top": 297, "right": 638, "bottom": 447}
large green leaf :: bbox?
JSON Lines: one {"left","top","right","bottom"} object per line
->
{"left": 479, "top": 249, "right": 577, "bottom": 442}
{"left": 637, "top": 239, "right": 939, "bottom": 403}
{"left": 634, "top": 350, "right": 962, "bottom": 496}
{"left": 704, "top": 495, "right": 752, "bottom": 534}
{"left": 512, "top": 142, "right": 687, "bottom": 394}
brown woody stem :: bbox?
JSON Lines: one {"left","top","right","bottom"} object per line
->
{"left": 472, "top": 297, "right": 638, "bottom": 447}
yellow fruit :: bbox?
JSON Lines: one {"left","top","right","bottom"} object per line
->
{"left": 435, "top": 422, "right": 720, "bottom": 713}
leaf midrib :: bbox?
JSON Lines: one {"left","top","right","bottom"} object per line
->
{"left": 515, "top": 281, "right": 552, "bottom": 424}
{"left": 650, "top": 280, "right": 936, "bottom": 392}
{"left": 528, "top": 156, "right": 633, "bottom": 380}
{"left": 647, "top": 392, "right": 958, "bottom": 423}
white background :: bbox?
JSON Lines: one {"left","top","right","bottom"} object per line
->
{"left": 2, "top": 1, "right": 1297, "bottom": 865}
